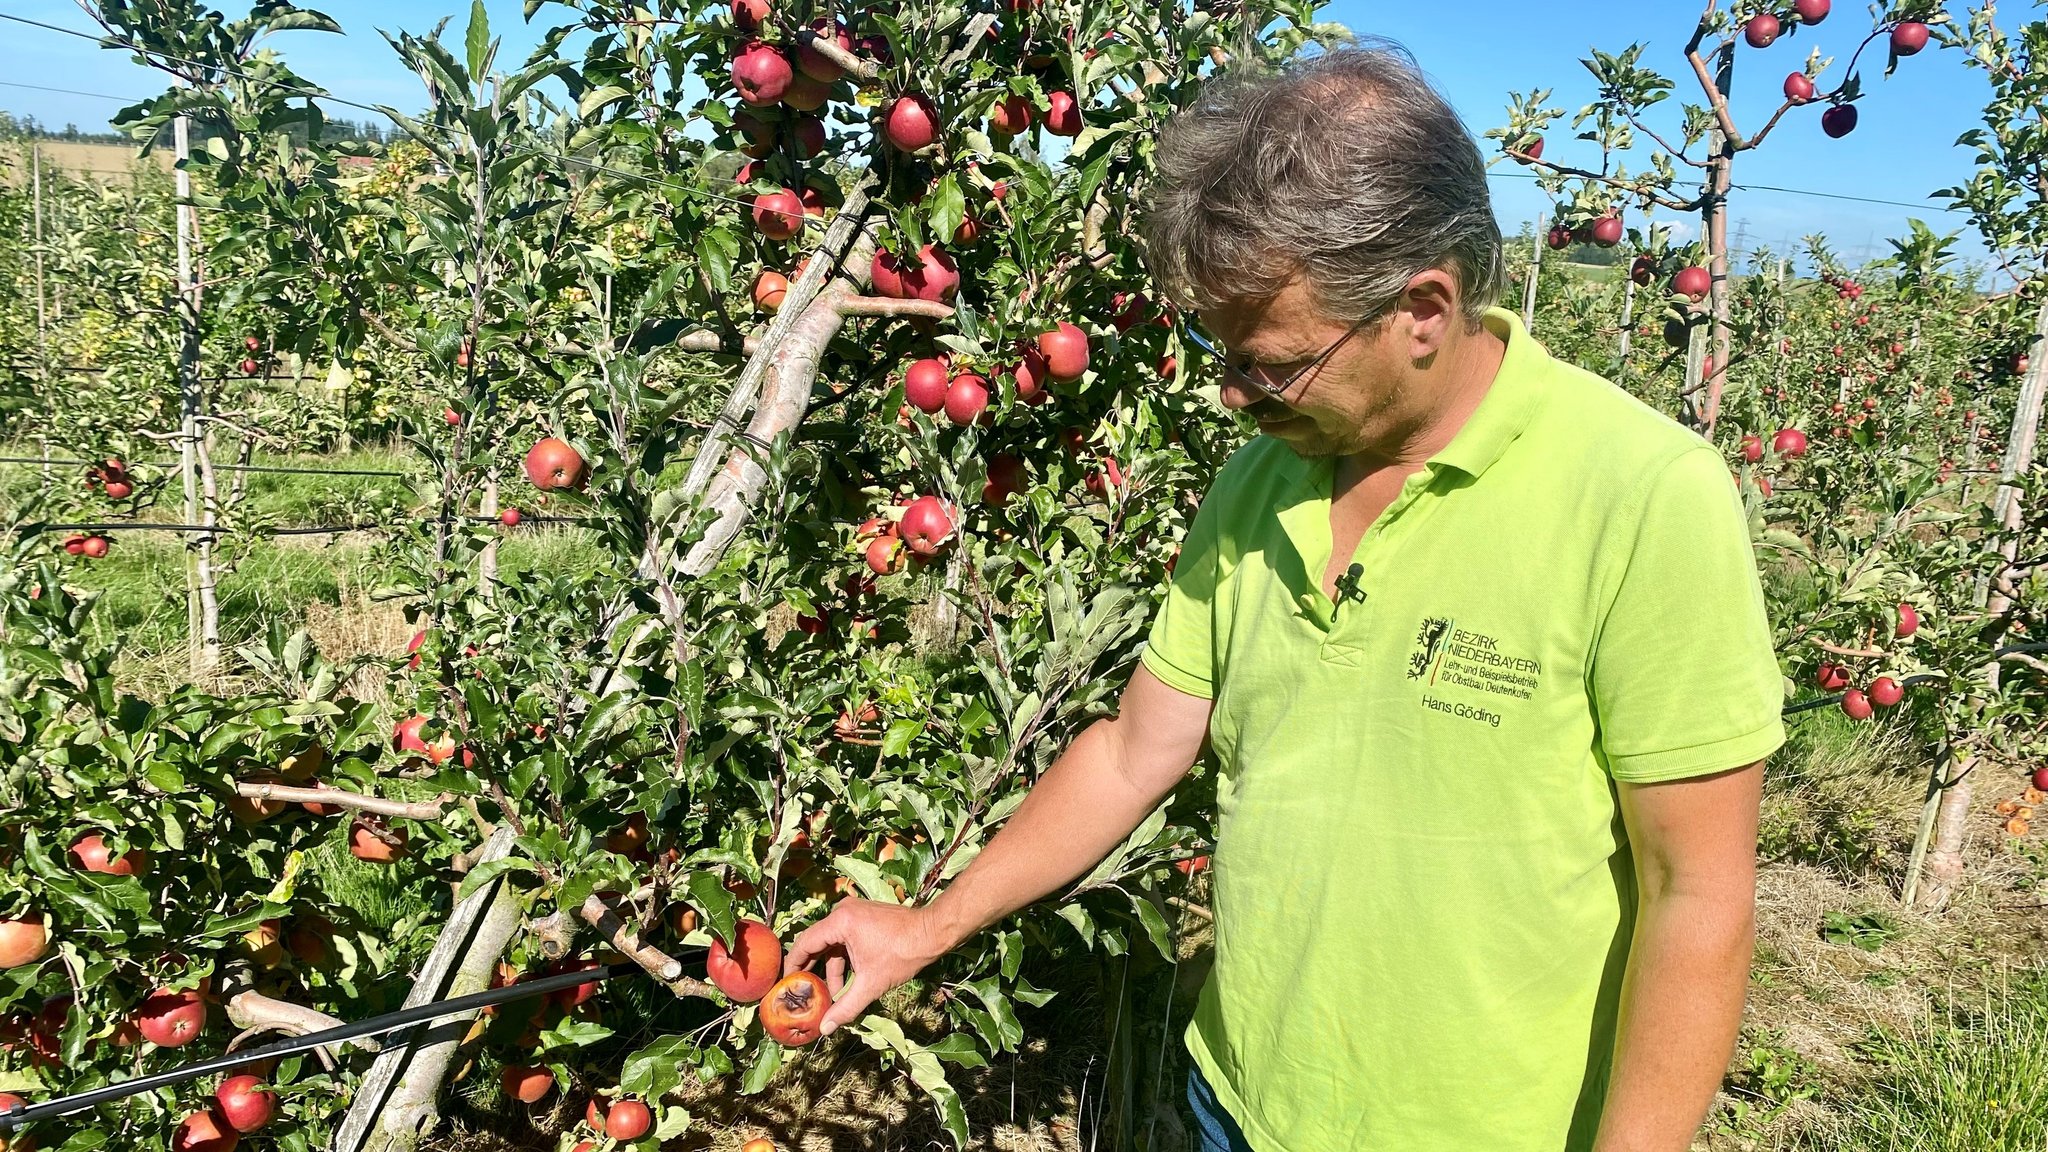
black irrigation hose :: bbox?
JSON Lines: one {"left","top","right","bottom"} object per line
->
{"left": 0, "top": 961, "right": 647, "bottom": 1133}
{"left": 0, "top": 456, "right": 413, "bottom": 479}
{"left": 1777, "top": 640, "right": 2048, "bottom": 718}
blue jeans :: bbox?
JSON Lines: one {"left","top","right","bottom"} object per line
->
{"left": 1187, "top": 1063, "right": 1256, "bottom": 1152}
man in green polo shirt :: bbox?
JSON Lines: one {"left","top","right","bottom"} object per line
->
{"left": 787, "top": 41, "right": 1784, "bottom": 1151}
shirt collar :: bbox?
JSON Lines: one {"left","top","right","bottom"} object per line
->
{"left": 1424, "top": 307, "right": 1546, "bottom": 480}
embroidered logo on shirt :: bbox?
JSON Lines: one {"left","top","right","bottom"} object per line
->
{"left": 1407, "top": 617, "right": 1544, "bottom": 714}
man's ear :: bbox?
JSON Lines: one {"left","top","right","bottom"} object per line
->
{"left": 1397, "top": 269, "right": 1460, "bottom": 360}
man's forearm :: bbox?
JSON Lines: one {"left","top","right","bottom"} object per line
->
{"left": 1593, "top": 890, "right": 1753, "bottom": 1152}
{"left": 922, "top": 715, "right": 1178, "bottom": 950}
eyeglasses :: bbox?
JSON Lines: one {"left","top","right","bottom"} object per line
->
{"left": 1181, "top": 309, "right": 1381, "bottom": 405}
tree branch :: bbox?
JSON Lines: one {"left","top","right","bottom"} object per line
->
{"left": 577, "top": 893, "right": 720, "bottom": 999}
{"left": 234, "top": 780, "right": 448, "bottom": 820}
{"left": 834, "top": 296, "right": 955, "bottom": 318}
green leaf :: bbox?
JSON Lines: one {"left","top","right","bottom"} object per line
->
{"left": 849, "top": 1017, "right": 969, "bottom": 1147}
{"left": 578, "top": 85, "right": 633, "bottom": 119}
{"left": 467, "top": 1, "right": 491, "bottom": 84}
{"left": 1125, "top": 887, "right": 1174, "bottom": 960}
{"left": 455, "top": 856, "right": 535, "bottom": 902}
{"left": 880, "top": 718, "right": 922, "bottom": 758}
{"left": 683, "top": 870, "right": 737, "bottom": 946}
{"left": 740, "top": 1037, "right": 783, "bottom": 1095}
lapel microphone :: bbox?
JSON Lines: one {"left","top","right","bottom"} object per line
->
{"left": 1334, "top": 563, "right": 1367, "bottom": 605}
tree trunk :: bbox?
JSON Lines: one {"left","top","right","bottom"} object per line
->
{"left": 1521, "top": 217, "right": 1541, "bottom": 333}
{"left": 1683, "top": 143, "right": 1733, "bottom": 434}
{"left": 675, "top": 228, "right": 883, "bottom": 579}
{"left": 1920, "top": 297, "right": 2048, "bottom": 907}
{"left": 334, "top": 827, "right": 520, "bottom": 1152}
{"left": 172, "top": 114, "right": 220, "bottom": 676}
{"left": 480, "top": 471, "right": 499, "bottom": 598}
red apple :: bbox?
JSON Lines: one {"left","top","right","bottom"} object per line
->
{"left": 1840, "top": 690, "right": 1872, "bottom": 720}
{"left": 523, "top": 438, "right": 586, "bottom": 489}
{"left": 1869, "top": 676, "right": 1904, "bottom": 707}
{"left": 350, "top": 818, "right": 408, "bottom": 863}
{"left": 2031, "top": 766, "right": 2048, "bottom": 792}
{"left": 1890, "top": 21, "right": 1928, "bottom": 56}
{"left": 731, "top": 0, "right": 769, "bottom": 30}
{"left": 1590, "top": 216, "right": 1624, "bottom": 247}
{"left": 990, "top": 179, "right": 1008, "bottom": 201}
{"left": 80, "top": 536, "right": 109, "bottom": 559}
{"left": 1821, "top": 104, "right": 1858, "bottom": 138}
{"left": 794, "top": 20, "right": 852, "bottom": 83}
{"left": 1011, "top": 347, "right": 1051, "bottom": 405}
{"left": 953, "top": 214, "right": 980, "bottom": 246}
{"left": 753, "top": 270, "right": 790, "bottom": 312}
{"left": 103, "top": 480, "right": 132, "bottom": 499}
{"left": 1515, "top": 135, "right": 1545, "bottom": 164}
{"left": 791, "top": 114, "right": 827, "bottom": 159}
{"left": 751, "top": 190, "right": 805, "bottom": 242}
{"left": 70, "top": 833, "right": 147, "bottom": 877}
{"left": 135, "top": 988, "right": 206, "bottom": 1048}
{"left": 1795, "top": 0, "right": 1829, "bottom": 24}
{"left": 0, "top": 919, "right": 47, "bottom": 970}
{"left": 989, "top": 94, "right": 1033, "bottom": 136}
{"left": 1672, "top": 266, "right": 1711, "bottom": 301}
{"left": 884, "top": 94, "right": 940, "bottom": 152}
{"left": 1772, "top": 428, "right": 1808, "bottom": 458}
{"left": 899, "top": 495, "right": 958, "bottom": 556}
{"left": 733, "top": 110, "right": 775, "bottom": 158}
{"left": 943, "top": 374, "right": 990, "bottom": 426}
{"left": 1895, "top": 603, "right": 1920, "bottom": 639}
{"left": 501, "top": 1064, "right": 554, "bottom": 1104}
{"left": 871, "top": 244, "right": 959, "bottom": 304}
{"left": 732, "top": 42, "right": 793, "bottom": 106}
{"left": 1740, "top": 434, "right": 1763, "bottom": 463}
{"left": 1044, "top": 90, "right": 1083, "bottom": 136}
{"left": 1783, "top": 72, "right": 1815, "bottom": 102}
{"left": 239, "top": 358, "right": 260, "bottom": 377}
{"left": 1037, "top": 322, "right": 1090, "bottom": 381}
{"left": 605, "top": 1099, "right": 653, "bottom": 1141}
{"left": 1744, "top": 13, "right": 1781, "bottom": 48}
{"left": 705, "top": 919, "right": 782, "bottom": 1002}
{"left": 781, "top": 71, "right": 829, "bottom": 112}
{"left": 1815, "top": 663, "right": 1849, "bottom": 692}
{"left": 983, "top": 453, "right": 1026, "bottom": 507}
{"left": 1629, "top": 255, "right": 1656, "bottom": 286}
{"left": 904, "top": 357, "right": 950, "bottom": 413}
{"left": 864, "top": 533, "right": 905, "bottom": 575}
{"left": 215, "top": 1075, "right": 276, "bottom": 1133}
{"left": 171, "top": 1110, "right": 239, "bottom": 1152}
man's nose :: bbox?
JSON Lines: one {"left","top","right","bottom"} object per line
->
{"left": 1217, "top": 373, "right": 1265, "bottom": 412}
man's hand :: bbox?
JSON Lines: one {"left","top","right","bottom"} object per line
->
{"left": 782, "top": 900, "right": 951, "bottom": 1037}
{"left": 777, "top": 665, "right": 1211, "bottom": 1038}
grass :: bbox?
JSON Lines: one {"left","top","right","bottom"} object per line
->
{"left": 4, "top": 443, "right": 612, "bottom": 687}
{"left": 1835, "top": 974, "right": 2048, "bottom": 1152}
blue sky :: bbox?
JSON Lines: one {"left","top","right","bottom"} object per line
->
{"left": 0, "top": 0, "right": 1993, "bottom": 272}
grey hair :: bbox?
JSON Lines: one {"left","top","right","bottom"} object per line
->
{"left": 1142, "top": 39, "right": 1505, "bottom": 325}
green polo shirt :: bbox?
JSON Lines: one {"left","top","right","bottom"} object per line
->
{"left": 1143, "top": 307, "right": 1784, "bottom": 1151}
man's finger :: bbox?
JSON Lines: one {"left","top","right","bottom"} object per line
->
{"left": 784, "top": 912, "right": 849, "bottom": 974}
{"left": 824, "top": 949, "right": 848, "bottom": 998}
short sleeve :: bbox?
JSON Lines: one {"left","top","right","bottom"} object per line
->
{"left": 1141, "top": 485, "right": 1227, "bottom": 700}
{"left": 1590, "top": 446, "right": 1785, "bottom": 782}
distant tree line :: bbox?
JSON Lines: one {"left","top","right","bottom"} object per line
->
{"left": 0, "top": 110, "right": 397, "bottom": 148}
